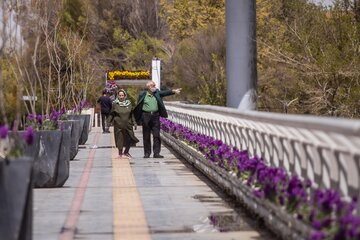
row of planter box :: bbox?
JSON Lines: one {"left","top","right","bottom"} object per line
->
{"left": 26, "top": 114, "right": 90, "bottom": 188}
{"left": 161, "top": 131, "right": 312, "bottom": 240}
{"left": 0, "top": 114, "right": 91, "bottom": 240}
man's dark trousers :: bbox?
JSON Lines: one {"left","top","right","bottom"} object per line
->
{"left": 101, "top": 113, "right": 110, "bottom": 132}
{"left": 142, "top": 112, "right": 160, "bottom": 156}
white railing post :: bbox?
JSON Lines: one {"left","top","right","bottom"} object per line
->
{"left": 95, "top": 113, "right": 98, "bottom": 127}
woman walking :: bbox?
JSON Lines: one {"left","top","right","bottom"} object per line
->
{"left": 110, "top": 89, "right": 139, "bottom": 157}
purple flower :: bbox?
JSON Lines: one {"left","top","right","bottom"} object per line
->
{"left": 208, "top": 215, "right": 218, "bottom": 225}
{"left": 50, "top": 109, "right": 60, "bottom": 121}
{"left": 310, "top": 230, "right": 325, "bottom": 240}
{"left": 22, "top": 126, "right": 34, "bottom": 145}
{"left": 311, "top": 218, "right": 332, "bottom": 230}
{"left": 0, "top": 125, "right": 9, "bottom": 139}
{"left": 313, "top": 189, "right": 341, "bottom": 213}
{"left": 60, "top": 107, "right": 66, "bottom": 115}
{"left": 36, "top": 114, "right": 44, "bottom": 125}
{"left": 160, "top": 118, "right": 360, "bottom": 239}
{"left": 344, "top": 196, "right": 358, "bottom": 215}
{"left": 27, "top": 114, "right": 35, "bottom": 121}
{"left": 287, "top": 176, "right": 307, "bottom": 201}
{"left": 72, "top": 100, "right": 91, "bottom": 114}
{"left": 253, "top": 189, "right": 264, "bottom": 198}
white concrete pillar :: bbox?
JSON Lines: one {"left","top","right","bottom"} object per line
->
{"left": 95, "top": 113, "right": 98, "bottom": 128}
{"left": 152, "top": 58, "right": 161, "bottom": 88}
{"left": 226, "top": 0, "right": 257, "bottom": 110}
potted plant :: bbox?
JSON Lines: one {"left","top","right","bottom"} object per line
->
{"left": 67, "top": 100, "right": 92, "bottom": 145}
{"left": 0, "top": 125, "right": 34, "bottom": 240}
{"left": 26, "top": 112, "right": 71, "bottom": 188}
{"left": 57, "top": 108, "right": 81, "bottom": 160}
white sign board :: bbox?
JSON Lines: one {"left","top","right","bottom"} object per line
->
{"left": 22, "top": 96, "right": 37, "bottom": 101}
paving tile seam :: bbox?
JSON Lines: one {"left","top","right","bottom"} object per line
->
{"left": 58, "top": 132, "right": 101, "bottom": 240}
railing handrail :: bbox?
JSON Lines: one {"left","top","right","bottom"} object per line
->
{"left": 164, "top": 101, "right": 360, "bottom": 210}
{"left": 165, "top": 101, "right": 360, "bottom": 136}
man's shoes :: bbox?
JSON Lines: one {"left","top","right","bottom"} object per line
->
{"left": 153, "top": 154, "right": 164, "bottom": 158}
{"left": 124, "top": 153, "right": 132, "bottom": 158}
{"left": 144, "top": 154, "right": 150, "bottom": 158}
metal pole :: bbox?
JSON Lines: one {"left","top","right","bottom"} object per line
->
{"left": 226, "top": 0, "right": 257, "bottom": 110}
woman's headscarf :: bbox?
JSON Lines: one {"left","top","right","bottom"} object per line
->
{"left": 113, "top": 89, "right": 131, "bottom": 107}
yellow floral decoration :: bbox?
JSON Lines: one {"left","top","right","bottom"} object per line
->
{"left": 108, "top": 70, "right": 151, "bottom": 80}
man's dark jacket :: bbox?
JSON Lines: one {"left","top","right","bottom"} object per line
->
{"left": 97, "top": 95, "right": 112, "bottom": 114}
{"left": 134, "top": 89, "right": 174, "bottom": 124}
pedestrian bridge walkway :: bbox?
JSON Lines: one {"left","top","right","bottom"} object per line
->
{"left": 34, "top": 127, "right": 276, "bottom": 240}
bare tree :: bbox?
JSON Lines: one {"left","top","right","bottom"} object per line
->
{"left": 0, "top": 0, "right": 27, "bottom": 126}
{"left": 0, "top": 0, "right": 12, "bottom": 124}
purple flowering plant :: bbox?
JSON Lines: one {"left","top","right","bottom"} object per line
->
{"left": 72, "top": 100, "right": 91, "bottom": 114}
{"left": 160, "top": 118, "right": 360, "bottom": 239}
{"left": 0, "top": 125, "right": 34, "bottom": 162}
{"left": 27, "top": 109, "right": 66, "bottom": 130}
{"left": 105, "top": 81, "right": 118, "bottom": 95}
{"left": 58, "top": 107, "right": 68, "bottom": 120}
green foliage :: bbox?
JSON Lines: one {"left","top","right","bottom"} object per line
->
{"left": 0, "top": 58, "right": 22, "bottom": 124}
{"left": 198, "top": 54, "right": 226, "bottom": 105}
{"left": 62, "top": 0, "right": 85, "bottom": 31}
{"left": 124, "top": 33, "right": 168, "bottom": 70}
{"left": 122, "top": 86, "right": 139, "bottom": 106}
{"left": 168, "top": 26, "right": 226, "bottom": 105}
{"left": 160, "top": 0, "right": 225, "bottom": 40}
{"left": 113, "top": 27, "right": 133, "bottom": 45}
{"left": 257, "top": 0, "right": 360, "bottom": 117}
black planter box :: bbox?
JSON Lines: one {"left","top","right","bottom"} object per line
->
{"left": 0, "top": 157, "right": 33, "bottom": 240}
{"left": 67, "top": 114, "right": 90, "bottom": 145}
{"left": 24, "top": 130, "right": 70, "bottom": 188}
{"left": 60, "top": 120, "right": 81, "bottom": 160}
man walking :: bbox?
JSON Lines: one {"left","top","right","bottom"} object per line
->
{"left": 134, "top": 81, "right": 181, "bottom": 158}
{"left": 97, "top": 90, "right": 112, "bottom": 133}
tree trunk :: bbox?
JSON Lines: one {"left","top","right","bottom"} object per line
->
{"left": 0, "top": 65, "right": 8, "bottom": 124}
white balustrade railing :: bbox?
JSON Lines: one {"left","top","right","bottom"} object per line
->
{"left": 164, "top": 101, "right": 360, "bottom": 202}
{"left": 67, "top": 108, "right": 102, "bottom": 128}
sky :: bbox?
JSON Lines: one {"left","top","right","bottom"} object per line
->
{"left": 311, "top": 0, "right": 334, "bottom": 6}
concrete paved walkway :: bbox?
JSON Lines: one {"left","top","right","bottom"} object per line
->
{"left": 34, "top": 127, "right": 277, "bottom": 240}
